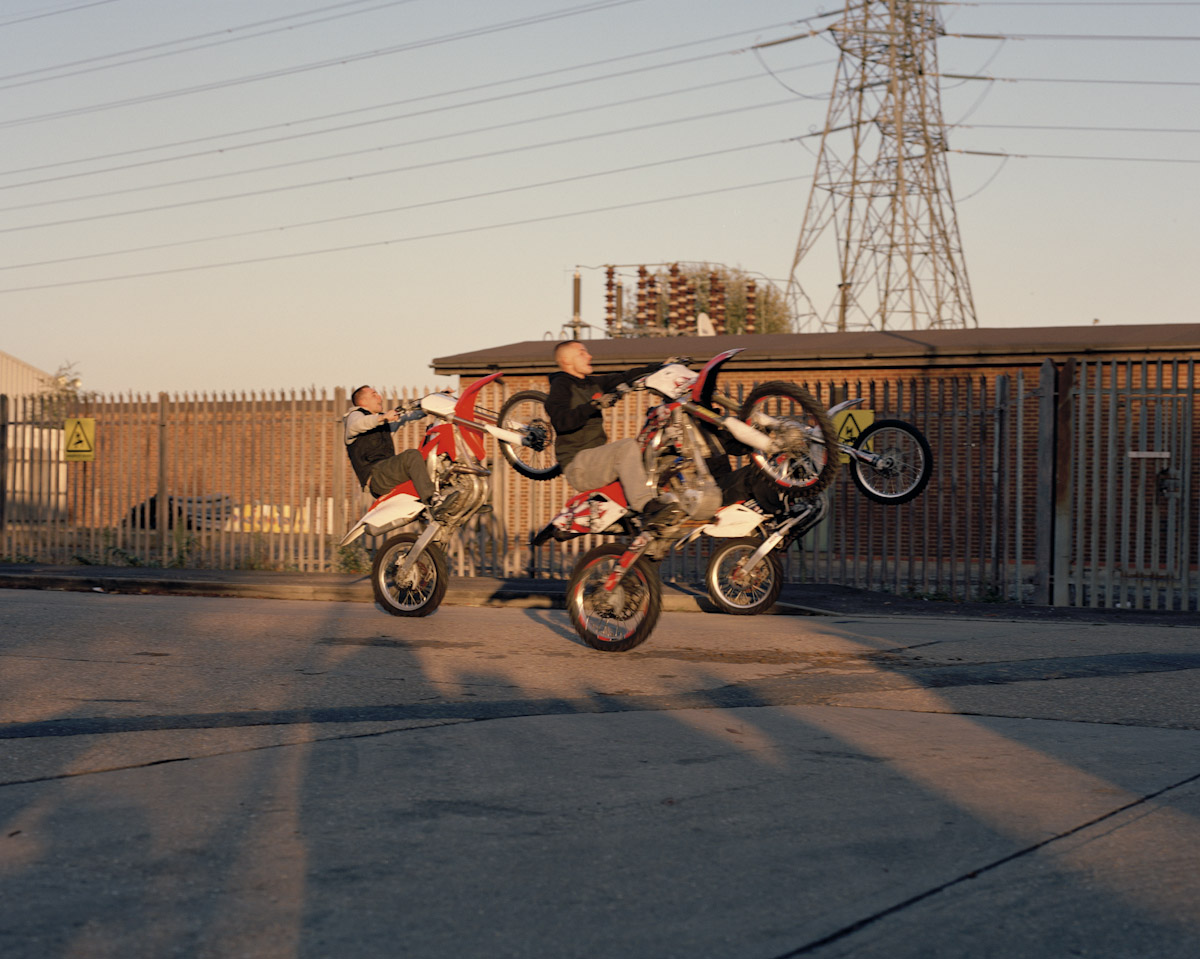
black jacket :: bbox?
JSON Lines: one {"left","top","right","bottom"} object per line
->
{"left": 345, "top": 408, "right": 395, "bottom": 486}
{"left": 547, "top": 365, "right": 658, "bottom": 470}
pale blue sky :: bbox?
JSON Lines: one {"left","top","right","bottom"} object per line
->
{"left": 2, "top": 0, "right": 1197, "bottom": 394}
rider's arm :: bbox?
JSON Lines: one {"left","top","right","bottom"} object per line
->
{"left": 344, "top": 408, "right": 400, "bottom": 445}
{"left": 595, "top": 363, "right": 659, "bottom": 394}
{"left": 344, "top": 408, "right": 384, "bottom": 443}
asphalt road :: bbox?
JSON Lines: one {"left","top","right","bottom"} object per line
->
{"left": 2, "top": 590, "right": 1199, "bottom": 958}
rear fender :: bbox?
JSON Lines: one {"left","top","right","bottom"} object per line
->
{"left": 532, "top": 482, "right": 628, "bottom": 545}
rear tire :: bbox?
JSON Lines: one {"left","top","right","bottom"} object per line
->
{"left": 739, "top": 382, "right": 840, "bottom": 497}
{"left": 497, "top": 390, "right": 561, "bottom": 481}
{"left": 371, "top": 532, "right": 448, "bottom": 616}
{"left": 705, "top": 537, "right": 783, "bottom": 615}
{"left": 566, "top": 544, "right": 662, "bottom": 652}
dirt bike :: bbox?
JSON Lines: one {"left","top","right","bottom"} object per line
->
{"left": 696, "top": 395, "right": 933, "bottom": 615}
{"left": 514, "top": 349, "right": 841, "bottom": 651}
{"left": 701, "top": 406, "right": 933, "bottom": 615}
{"left": 339, "top": 371, "right": 542, "bottom": 617}
{"left": 501, "top": 364, "right": 934, "bottom": 631}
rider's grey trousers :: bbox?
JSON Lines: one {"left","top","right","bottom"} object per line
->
{"left": 563, "top": 438, "right": 656, "bottom": 511}
{"left": 367, "top": 448, "right": 435, "bottom": 500}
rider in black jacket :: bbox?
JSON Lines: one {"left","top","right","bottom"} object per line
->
{"left": 546, "top": 340, "right": 680, "bottom": 522}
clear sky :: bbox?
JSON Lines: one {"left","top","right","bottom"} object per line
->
{"left": 2, "top": 0, "right": 1197, "bottom": 395}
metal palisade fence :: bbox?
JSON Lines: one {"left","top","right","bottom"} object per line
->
{"left": 1, "top": 359, "right": 1196, "bottom": 609}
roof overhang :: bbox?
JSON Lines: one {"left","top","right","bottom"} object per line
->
{"left": 432, "top": 324, "right": 1200, "bottom": 377}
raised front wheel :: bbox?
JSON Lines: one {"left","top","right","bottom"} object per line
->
{"left": 850, "top": 420, "right": 932, "bottom": 504}
{"left": 497, "top": 390, "right": 561, "bottom": 481}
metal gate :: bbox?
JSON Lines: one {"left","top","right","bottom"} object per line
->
{"left": 1051, "top": 358, "right": 1196, "bottom": 610}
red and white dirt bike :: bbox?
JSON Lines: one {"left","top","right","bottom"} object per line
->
{"left": 501, "top": 352, "right": 933, "bottom": 645}
{"left": 509, "top": 349, "right": 840, "bottom": 651}
{"left": 696, "top": 397, "right": 933, "bottom": 616}
{"left": 340, "top": 372, "right": 548, "bottom": 617}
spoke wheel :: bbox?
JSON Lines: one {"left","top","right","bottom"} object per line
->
{"left": 738, "top": 382, "right": 840, "bottom": 497}
{"left": 566, "top": 544, "right": 662, "bottom": 652}
{"left": 850, "top": 420, "right": 932, "bottom": 504}
{"left": 705, "top": 537, "right": 783, "bottom": 615}
{"left": 371, "top": 532, "right": 448, "bottom": 617}
{"left": 497, "top": 390, "right": 561, "bottom": 480}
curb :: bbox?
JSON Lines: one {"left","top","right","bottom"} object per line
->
{"left": 0, "top": 568, "right": 830, "bottom": 616}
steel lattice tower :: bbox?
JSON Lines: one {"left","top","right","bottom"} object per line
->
{"left": 787, "top": 0, "right": 977, "bottom": 333}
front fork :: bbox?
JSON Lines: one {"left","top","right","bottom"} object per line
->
{"left": 394, "top": 519, "right": 442, "bottom": 583}
{"left": 734, "top": 496, "right": 829, "bottom": 578}
{"left": 602, "top": 531, "right": 654, "bottom": 592}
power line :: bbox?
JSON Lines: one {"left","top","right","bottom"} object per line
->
{"left": 0, "top": 175, "right": 811, "bottom": 295}
{"left": 0, "top": 139, "right": 798, "bottom": 272}
{"left": 0, "top": 0, "right": 120, "bottom": 28}
{"left": 0, "top": 0, "right": 649, "bottom": 130}
{"left": 0, "top": 96, "right": 800, "bottom": 230}
{"left": 975, "top": 2, "right": 1200, "bottom": 5}
{"left": 960, "top": 123, "right": 1200, "bottom": 133}
{"left": 0, "top": 0, "right": 420, "bottom": 88}
{"left": 959, "top": 149, "right": 1200, "bottom": 163}
{"left": 0, "top": 19, "right": 798, "bottom": 179}
{"left": 0, "top": 59, "right": 830, "bottom": 203}
{"left": 949, "top": 75, "right": 1200, "bottom": 86}
{"left": 0, "top": 63, "right": 1181, "bottom": 197}
{"left": 981, "top": 33, "right": 1200, "bottom": 40}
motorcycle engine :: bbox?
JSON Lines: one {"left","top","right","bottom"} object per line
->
{"left": 675, "top": 475, "right": 722, "bottom": 521}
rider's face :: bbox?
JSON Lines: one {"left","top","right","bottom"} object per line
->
{"left": 358, "top": 387, "right": 384, "bottom": 413}
{"left": 561, "top": 343, "right": 593, "bottom": 377}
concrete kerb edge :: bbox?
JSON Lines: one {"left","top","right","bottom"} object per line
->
{"left": 0, "top": 570, "right": 834, "bottom": 616}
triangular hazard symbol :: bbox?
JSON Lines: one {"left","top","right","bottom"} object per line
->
{"left": 66, "top": 420, "right": 93, "bottom": 453}
{"left": 838, "top": 413, "right": 862, "bottom": 444}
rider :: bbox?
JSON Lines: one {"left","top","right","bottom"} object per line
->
{"left": 343, "top": 385, "right": 457, "bottom": 517}
{"left": 546, "top": 340, "right": 682, "bottom": 524}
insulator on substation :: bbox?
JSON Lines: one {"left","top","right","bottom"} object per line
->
{"left": 667, "top": 263, "right": 681, "bottom": 332}
{"left": 636, "top": 266, "right": 650, "bottom": 328}
{"left": 605, "top": 266, "right": 617, "bottom": 334}
{"left": 710, "top": 271, "right": 726, "bottom": 334}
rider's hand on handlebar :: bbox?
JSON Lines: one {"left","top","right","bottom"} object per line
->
{"left": 664, "top": 355, "right": 692, "bottom": 367}
{"left": 590, "top": 391, "right": 620, "bottom": 409}
{"left": 388, "top": 403, "right": 425, "bottom": 425}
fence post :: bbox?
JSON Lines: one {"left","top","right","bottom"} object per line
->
{"left": 333, "top": 387, "right": 347, "bottom": 541}
{"left": 157, "top": 392, "right": 169, "bottom": 561}
{"left": 991, "top": 376, "right": 1010, "bottom": 598}
{"left": 1033, "top": 359, "right": 1057, "bottom": 604}
{"left": 0, "top": 394, "right": 7, "bottom": 532}
{"left": 1052, "top": 359, "right": 1078, "bottom": 606}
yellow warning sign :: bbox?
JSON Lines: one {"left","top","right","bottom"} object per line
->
{"left": 832, "top": 410, "right": 874, "bottom": 462}
{"left": 64, "top": 417, "right": 96, "bottom": 462}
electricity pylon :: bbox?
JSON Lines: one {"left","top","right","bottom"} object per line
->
{"left": 785, "top": 0, "right": 977, "bottom": 333}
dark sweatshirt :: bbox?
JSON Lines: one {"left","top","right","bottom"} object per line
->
{"left": 547, "top": 364, "right": 658, "bottom": 470}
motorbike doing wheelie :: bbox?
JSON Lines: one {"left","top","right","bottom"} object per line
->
{"left": 340, "top": 372, "right": 546, "bottom": 617}
{"left": 516, "top": 349, "right": 841, "bottom": 651}
{"left": 697, "top": 393, "right": 934, "bottom": 615}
